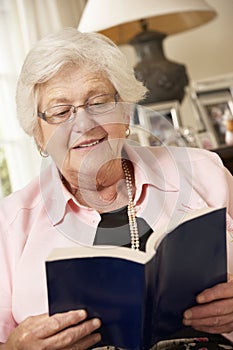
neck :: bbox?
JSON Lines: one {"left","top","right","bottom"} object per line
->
{"left": 64, "top": 159, "right": 140, "bottom": 250}
{"left": 66, "top": 159, "right": 135, "bottom": 213}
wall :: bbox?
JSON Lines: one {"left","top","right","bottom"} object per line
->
{"left": 120, "top": 0, "right": 233, "bottom": 129}
{"left": 166, "top": 0, "right": 233, "bottom": 81}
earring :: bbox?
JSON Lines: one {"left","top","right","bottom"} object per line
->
{"left": 39, "top": 146, "right": 49, "bottom": 158}
{"left": 125, "top": 128, "right": 130, "bottom": 138}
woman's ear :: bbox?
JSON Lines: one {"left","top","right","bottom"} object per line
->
{"left": 33, "top": 123, "right": 48, "bottom": 157}
{"left": 121, "top": 102, "right": 132, "bottom": 124}
{"left": 33, "top": 118, "right": 45, "bottom": 143}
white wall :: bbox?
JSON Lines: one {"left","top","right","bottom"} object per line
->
{"left": 166, "top": 0, "right": 233, "bottom": 81}
{"left": 167, "top": 0, "right": 233, "bottom": 128}
{"left": 120, "top": 0, "right": 233, "bottom": 129}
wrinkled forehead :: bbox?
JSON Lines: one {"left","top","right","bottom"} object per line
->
{"left": 35, "top": 64, "right": 112, "bottom": 96}
{"left": 35, "top": 64, "right": 113, "bottom": 105}
{"left": 37, "top": 63, "right": 109, "bottom": 90}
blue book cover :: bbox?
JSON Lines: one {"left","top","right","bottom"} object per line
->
{"left": 46, "top": 207, "right": 227, "bottom": 350}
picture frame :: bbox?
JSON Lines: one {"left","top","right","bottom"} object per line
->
{"left": 140, "top": 100, "right": 182, "bottom": 129}
{"left": 194, "top": 131, "right": 218, "bottom": 150}
{"left": 135, "top": 100, "right": 185, "bottom": 147}
{"left": 190, "top": 76, "right": 233, "bottom": 148}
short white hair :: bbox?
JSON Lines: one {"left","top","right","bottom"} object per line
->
{"left": 16, "top": 27, "right": 148, "bottom": 136}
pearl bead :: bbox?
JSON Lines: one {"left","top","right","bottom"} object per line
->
{"left": 122, "top": 159, "right": 140, "bottom": 251}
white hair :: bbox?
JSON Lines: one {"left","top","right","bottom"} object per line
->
{"left": 16, "top": 27, "right": 148, "bottom": 136}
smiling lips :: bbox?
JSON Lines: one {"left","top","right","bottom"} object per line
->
{"left": 79, "top": 139, "right": 100, "bottom": 148}
{"left": 72, "top": 136, "right": 106, "bottom": 149}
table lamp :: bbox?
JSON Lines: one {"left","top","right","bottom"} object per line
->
{"left": 78, "top": 0, "right": 217, "bottom": 104}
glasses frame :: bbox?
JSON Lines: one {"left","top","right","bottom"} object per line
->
{"left": 37, "top": 92, "right": 119, "bottom": 124}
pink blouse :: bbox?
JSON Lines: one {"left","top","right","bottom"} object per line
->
{"left": 1, "top": 145, "right": 233, "bottom": 343}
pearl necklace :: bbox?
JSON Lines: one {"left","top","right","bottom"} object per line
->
{"left": 122, "top": 159, "right": 140, "bottom": 251}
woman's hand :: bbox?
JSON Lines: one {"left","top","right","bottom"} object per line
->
{"left": 3, "top": 309, "right": 101, "bottom": 350}
{"left": 183, "top": 276, "right": 233, "bottom": 334}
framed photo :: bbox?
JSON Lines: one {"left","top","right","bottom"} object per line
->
{"left": 141, "top": 100, "right": 182, "bottom": 129}
{"left": 135, "top": 100, "right": 185, "bottom": 146}
{"left": 195, "top": 131, "right": 218, "bottom": 150}
{"left": 190, "top": 77, "right": 233, "bottom": 148}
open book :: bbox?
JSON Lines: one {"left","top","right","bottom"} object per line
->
{"left": 46, "top": 207, "right": 227, "bottom": 350}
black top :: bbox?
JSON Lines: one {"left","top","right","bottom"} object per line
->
{"left": 94, "top": 206, "right": 153, "bottom": 252}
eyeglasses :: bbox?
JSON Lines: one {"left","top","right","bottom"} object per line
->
{"left": 38, "top": 92, "right": 119, "bottom": 124}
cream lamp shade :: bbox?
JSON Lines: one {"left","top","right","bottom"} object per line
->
{"left": 78, "top": 0, "right": 217, "bottom": 104}
{"left": 78, "top": 0, "right": 216, "bottom": 44}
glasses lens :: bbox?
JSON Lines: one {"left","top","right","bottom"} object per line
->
{"left": 45, "top": 105, "right": 73, "bottom": 124}
{"left": 87, "top": 94, "right": 117, "bottom": 115}
{"left": 42, "top": 94, "right": 117, "bottom": 124}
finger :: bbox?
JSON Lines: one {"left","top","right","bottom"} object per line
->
{"left": 196, "top": 280, "right": 233, "bottom": 304}
{"left": 35, "top": 310, "right": 88, "bottom": 338}
{"left": 184, "top": 298, "right": 233, "bottom": 320}
{"left": 63, "top": 332, "right": 101, "bottom": 350}
{"left": 190, "top": 320, "right": 233, "bottom": 335}
{"left": 183, "top": 311, "right": 233, "bottom": 329}
{"left": 42, "top": 317, "right": 101, "bottom": 349}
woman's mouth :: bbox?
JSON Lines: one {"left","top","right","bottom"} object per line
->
{"left": 79, "top": 139, "right": 101, "bottom": 148}
{"left": 72, "top": 137, "right": 106, "bottom": 149}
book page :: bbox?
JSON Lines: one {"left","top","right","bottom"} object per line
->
{"left": 46, "top": 244, "right": 154, "bottom": 264}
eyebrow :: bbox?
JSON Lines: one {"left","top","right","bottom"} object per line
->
{"left": 47, "top": 90, "right": 115, "bottom": 106}
{"left": 48, "top": 97, "right": 72, "bottom": 105}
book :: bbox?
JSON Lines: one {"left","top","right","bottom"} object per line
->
{"left": 46, "top": 207, "right": 227, "bottom": 350}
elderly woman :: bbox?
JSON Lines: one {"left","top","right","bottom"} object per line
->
{"left": 1, "top": 27, "right": 233, "bottom": 350}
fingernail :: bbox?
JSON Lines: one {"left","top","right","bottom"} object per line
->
{"left": 78, "top": 309, "right": 87, "bottom": 318}
{"left": 94, "top": 333, "right": 101, "bottom": 342}
{"left": 183, "top": 318, "right": 191, "bottom": 325}
{"left": 92, "top": 318, "right": 101, "bottom": 328}
{"left": 184, "top": 310, "right": 192, "bottom": 319}
{"left": 197, "top": 294, "right": 205, "bottom": 303}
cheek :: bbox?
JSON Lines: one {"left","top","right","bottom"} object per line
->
{"left": 40, "top": 123, "right": 72, "bottom": 167}
{"left": 40, "top": 122, "right": 68, "bottom": 148}
{"left": 104, "top": 124, "right": 127, "bottom": 139}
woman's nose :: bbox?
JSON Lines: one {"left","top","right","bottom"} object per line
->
{"left": 71, "top": 109, "right": 98, "bottom": 133}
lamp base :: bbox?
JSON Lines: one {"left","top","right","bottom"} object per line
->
{"left": 130, "top": 31, "right": 189, "bottom": 104}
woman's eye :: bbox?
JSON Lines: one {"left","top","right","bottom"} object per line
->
{"left": 53, "top": 109, "right": 70, "bottom": 117}
{"left": 91, "top": 102, "right": 104, "bottom": 106}
{"left": 58, "top": 111, "right": 69, "bottom": 116}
